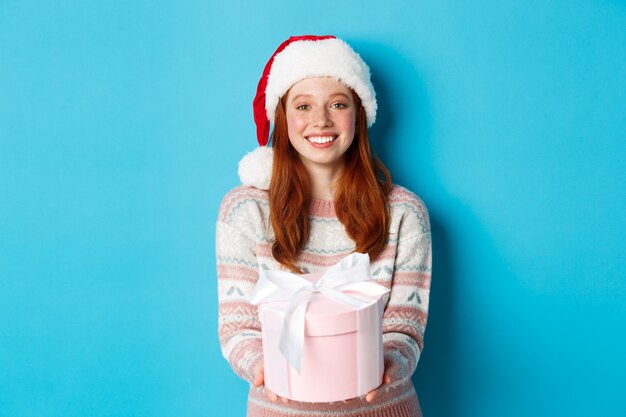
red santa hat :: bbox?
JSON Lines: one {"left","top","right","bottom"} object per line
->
{"left": 238, "top": 35, "right": 377, "bottom": 190}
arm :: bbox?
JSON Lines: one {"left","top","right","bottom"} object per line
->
{"left": 382, "top": 229, "right": 432, "bottom": 381}
{"left": 216, "top": 219, "right": 263, "bottom": 384}
{"left": 366, "top": 221, "right": 431, "bottom": 402}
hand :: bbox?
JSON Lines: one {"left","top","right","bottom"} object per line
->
{"left": 364, "top": 354, "right": 401, "bottom": 402}
{"left": 253, "top": 361, "right": 289, "bottom": 403}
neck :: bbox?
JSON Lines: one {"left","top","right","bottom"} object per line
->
{"left": 302, "top": 161, "right": 345, "bottom": 201}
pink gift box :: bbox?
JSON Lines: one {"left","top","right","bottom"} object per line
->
{"left": 258, "top": 273, "right": 386, "bottom": 403}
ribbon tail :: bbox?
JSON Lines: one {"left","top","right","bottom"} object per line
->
{"left": 278, "top": 288, "right": 312, "bottom": 374}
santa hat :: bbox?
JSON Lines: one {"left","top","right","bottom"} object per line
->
{"left": 238, "top": 35, "right": 377, "bottom": 190}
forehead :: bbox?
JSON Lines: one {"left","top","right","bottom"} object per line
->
{"left": 286, "top": 76, "right": 352, "bottom": 99}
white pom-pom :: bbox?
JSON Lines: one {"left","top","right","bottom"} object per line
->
{"left": 238, "top": 146, "right": 274, "bottom": 190}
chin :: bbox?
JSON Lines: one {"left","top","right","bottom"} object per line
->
{"left": 307, "top": 158, "right": 344, "bottom": 167}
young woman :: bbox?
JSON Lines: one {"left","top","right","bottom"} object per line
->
{"left": 217, "top": 35, "right": 432, "bottom": 417}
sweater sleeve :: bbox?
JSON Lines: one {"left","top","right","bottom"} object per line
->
{"left": 382, "top": 201, "right": 432, "bottom": 381}
{"left": 216, "top": 198, "right": 264, "bottom": 384}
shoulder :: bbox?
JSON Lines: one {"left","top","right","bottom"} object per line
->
{"left": 388, "top": 184, "right": 431, "bottom": 236}
{"left": 217, "top": 185, "right": 269, "bottom": 226}
{"left": 389, "top": 184, "right": 427, "bottom": 207}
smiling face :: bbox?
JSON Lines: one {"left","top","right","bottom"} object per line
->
{"left": 284, "top": 77, "right": 357, "bottom": 173}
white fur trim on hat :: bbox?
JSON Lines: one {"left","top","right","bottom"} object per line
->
{"left": 265, "top": 38, "right": 377, "bottom": 127}
{"left": 238, "top": 146, "right": 273, "bottom": 190}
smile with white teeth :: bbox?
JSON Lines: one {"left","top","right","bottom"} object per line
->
{"left": 306, "top": 135, "right": 336, "bottom": 144}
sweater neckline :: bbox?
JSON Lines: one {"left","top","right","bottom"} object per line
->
{"left": 309, "top": 197, "right": 336, "bottom": 217}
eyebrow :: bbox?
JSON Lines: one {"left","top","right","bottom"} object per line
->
{"left": 290, "top": 92, "right": 351, "bottom": 103}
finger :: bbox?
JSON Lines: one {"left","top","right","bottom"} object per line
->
{"left": 384, "top": 372, "right": 391, "bottom": 384}
{"left": 253, "top": 362, "right": 264, "bottom": 387}
{"left": 365, "top": 390, "right": 377, "bottom": 402}
{"left": 253, "top": 369, "right": 264, "bottom": 387}
{"left": 383, "top": 361, "right": 400, "bottom": 383}
{"left": 266, "top": 389, "right": 278, "bottom": 402}
{"left": 253, "top": 374, "right": 263, "bottom": 387}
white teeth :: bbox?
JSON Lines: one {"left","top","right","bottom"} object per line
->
{"left": 307, "top": 136, "right": 336, "bottom": 144}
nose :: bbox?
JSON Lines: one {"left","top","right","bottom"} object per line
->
{"left": 312, "top": 106, "right": 332, "bottom": 127}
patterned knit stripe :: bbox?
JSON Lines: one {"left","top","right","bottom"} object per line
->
{"left": 220, "top": 316, "right": 260, "bottom": 337}
{"left": 216, "top": 254, "right": 259, "bottom": 269}
{"left": 219, "top": 184, "right": 428, "bottom": 217}
{"left": 219, "top": 185, "right": 430, "bottom": 235}
{"left": 391, "top": 272, "right": 431, "bottom": 288}
{"left": 220, "top": 326, "right": 261, "bottom": 356}
{"left": 389, "top": 185, "right": 427, "bottom": 208}
{"left": 218, "top": 303, "right": 261, "bottom": 342}
{"left": 216, "top": 254, "right": 260, "bottom": 309}
{"left": 384, "top": 332, "right": 422, "bottom": 363}
{"left": 384, "top": 337, "right": 421, "bottom": 377}
{"left": 218, "top": 186, "right": 268, "bottom": 224}
{"left": 307, "top": 189, "right": 427, "bottom": 222}
{"left": 218, "top": 295, "right": 263, "bottom": 384}
{"left": 217, "top": 210, "right": 265, "bottom": 384}
{"left": 382, "top": 308, "right": 428, "bottom": 351}
{"left": 382, "top": 308, "right": 428, "bottom": 330}
{"left": 395, "top": 264, "right": 431, "bottom": 273}
{"left": 225, "top": 337, "right": 263, "bottom": 383}
{"left": 255, "top": 243, "right": 355, "bottom": 266}
{"left": 217, "top": 264, "right": 259, "bottom": 283}
{"left": 218, "top": 189, "right": 430, "bottom": 255}
{"left": 254, "top": 242, "right": 400, "bottom": 268}
{"left": 384, "top": 285, "right": 430, "bottom": 312}
{"left": 218, "top": 187, "right": 250, "bottom": 223}
{"left": 383, "top": 333, "right": 421, "bottom": 359}
{"left": 308, "top": 198, "right": 336, "bottom": 217}
{"left": 247, "top": 382, "right": 421, "bottom": 416}
{"left": 388, "top": 186, "right": 430, "bottom": 234}
{"left": 219, "top": 279, "right": 258, "bottom": 304}
{"left": 391, "top": 203, "right": 429, "bottom": 235}
{"left": 383, "top": 332, "right": 421, "bottom": 349}
{"left": 309, "top": 216, "right": 341, "bottom": 224}
{"left": 224, "top": 197, "right": 269, "bottom": 226}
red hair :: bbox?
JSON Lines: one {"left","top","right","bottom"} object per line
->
{"left": 269, "top": 90, "right": 391, "bottom": 273}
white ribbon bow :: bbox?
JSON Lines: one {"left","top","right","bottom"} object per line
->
{"left": 250, "top": 252, "right": 390, "bottom": 373}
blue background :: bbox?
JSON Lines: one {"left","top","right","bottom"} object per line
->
{"left": 1, "top": 1, "right": 624, "bottom": 416}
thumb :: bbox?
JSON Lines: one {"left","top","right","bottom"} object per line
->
{"left": 383, "top": 355, "right": 401, "bottom": 384}
{"left": 253, "top": 362, "right": 264, "bottom": 387}
{"left": 383, "top": 370, "right": 392, "bottom": 384}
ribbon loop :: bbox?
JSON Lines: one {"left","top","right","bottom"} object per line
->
{"left": 250, "top": 252, "right": 390, "bottom": 373}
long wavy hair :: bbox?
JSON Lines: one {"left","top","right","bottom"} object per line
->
{"left": 268, "top": 89, "right": 391, "bottom": 273}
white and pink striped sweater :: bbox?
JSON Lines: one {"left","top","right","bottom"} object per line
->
{"left": 216, "top": 184, "right": 432, "bottom": 417}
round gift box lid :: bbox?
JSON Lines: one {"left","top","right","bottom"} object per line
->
{"left": 258, "top": 270, "right": 382, "bottom": 337}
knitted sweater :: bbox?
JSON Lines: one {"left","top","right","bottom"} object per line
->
{"left": 216, "top": 184, "right": 432, "bottom": 417}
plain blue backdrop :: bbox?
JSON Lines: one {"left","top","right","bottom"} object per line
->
{"left": 1, "top": 1, "right": 625, "bottom": 416}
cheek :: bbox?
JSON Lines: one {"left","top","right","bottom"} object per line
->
{"left": 286, "top": 113, "right": 307, "bottom": 135}
{"left": 341, "top": 112, "right": 357, "bottom": 135}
